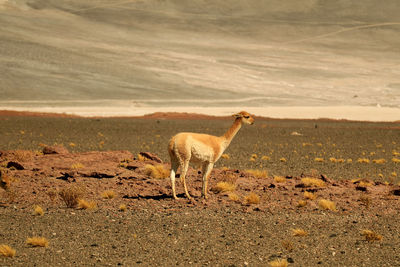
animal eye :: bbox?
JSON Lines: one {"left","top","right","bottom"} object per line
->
{"left": 244, "top": 116, "right": 249, "bottom": 119}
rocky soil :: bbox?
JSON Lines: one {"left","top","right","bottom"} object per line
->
{"left": 0, "top": 113, "right": 400, "bottom": 266}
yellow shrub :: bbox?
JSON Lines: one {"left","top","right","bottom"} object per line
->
{"left": 119, "top": 204, "right": 127, "bottom": 212}
{"left": 372, "top": 159, "right": 386, "bottom": 164}
{"left": 77, "top": 199, "right": 97, "bottom": 210}
{"left": 357, "top": 158, "right": 370, "bottom": 163}
{"left": 213, "top": 182, "right": 236, "bottom": 193}
{"left": 361, "top": 230, "right": 383, "bottom": 242}
{"left": 244, "top": 192, "right": 260, "bottom": 205}
{"left": 245, "top": 169, "right": 268, "bottom": 178}
{"left": 144, "top": 164, "right": 169, "bottom": 179}
{"left": 269, "top": 259, "right": 288, "bottom": 267}
{"left": 261, "top": 155, "right": 271, "bottom": 161}
{"left": 101, "top": 190, "right": 116, "bottom": 199}
{"left": 221, "top": 154, "right": 230, "bottom": 159}
{"left": 0, "top": 244, "right": 16, "bottom": 257}
{"left": 228, "top": 192, "right": 240, "bottom": 202}
{"left": 292, "top": 228, "right": 308, "bottom": 236}
{"left": 297, "top": 200, "right": 307, "bottom": 207}
{"left": 303, "top": 191, "right": 316, "bottom": 200}
{"left": 26, "top": 237, "right": 49, "bottom": 247}
{"left": 300, "top": 178, "right": 326, "bottom": 187}
{"left": 318, "top": 199, "right": 337, "bottom": 211}
{"left": 33, "top": 205, "right": 44, "bottom": 216}
{"left": 314, "top": 158, "right": 324, "bottom": 162}
{"left": 392, "top": 158, "right": 400, "bottom": 163}
{"left": 71, "top": 163, "right": 84, "bottom": 169}
{"left": 358, "top": 181, "right": 374, "bottom": 187}
{"left": 274, "top": 176, "right": 286, "bottom": 183}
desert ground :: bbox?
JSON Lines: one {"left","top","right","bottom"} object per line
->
{"left": 0, "top": 112, "right": 400, "bottom": 266}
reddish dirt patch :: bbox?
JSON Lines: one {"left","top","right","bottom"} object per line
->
{"left": 1, "top": 149, "right": 398, "bottom": 214}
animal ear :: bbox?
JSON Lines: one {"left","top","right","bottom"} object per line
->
{"left": 232, "top": 113, "right": 242, "bottom": 118}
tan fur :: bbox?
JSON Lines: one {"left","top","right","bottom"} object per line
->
{"left": 168, "top": 111, "right": 254, "bottom": 200}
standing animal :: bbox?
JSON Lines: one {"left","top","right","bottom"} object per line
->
{"left": 168, "top": 111, "right": 255, "bottom": 200}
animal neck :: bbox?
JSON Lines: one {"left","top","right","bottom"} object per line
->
{"left": 222, "top": 118, "right": 242, "bottom": 144}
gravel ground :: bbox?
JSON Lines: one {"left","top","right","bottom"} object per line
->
{"left": 0, "top": 114, "right": 399, "bottom": 266}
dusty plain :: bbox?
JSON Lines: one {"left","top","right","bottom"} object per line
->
{"left": 0, "top": 112, "right": 400, "bottom": 266}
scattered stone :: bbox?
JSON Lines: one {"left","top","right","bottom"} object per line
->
{"left": 139, "top": 152, "right": 162, "bottom": 163}
{"left": 43, "top": 145, "right": 69, "bottom": 155}
{"left": 355, "top": 186, "right": 367, "bottom": 192}
{"left": 390, "top": 186, "right": 400, "bottom": 196}
{"left": 81, "top": 171, "right": 115, "bottom": 179}
{"left": 126, "top": 164, "right": 139, "bottom": 171}
{"left": 7, "top": 161, "right": 24, "bottom": 170}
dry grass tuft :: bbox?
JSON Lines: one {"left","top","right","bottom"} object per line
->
{"left": 269, "top": 259, "right": 288, "bottom": 267}
{"left": 357, "top": 158, "right": 370, "bottom": 163}
{"left": 261, "top": 155, "right": 271, "bottom": 161}
{"left": 292, "top": 228, "right": 308, "bottom": 237}
{"left": 274, "top": 176, "right": 286, "bottom": 183}
{"left": 144, "top": 164, "right": 169, "bottom": 179}
{"left": 303, "top": 191, "right": 317, "bottom": 200}
{"left": 71, "top": 162, "right": 84, "bottom": 169}
{"left": 318, "top": 199, "right": 337, "bottom": 211}
{"left": 361, "top": 230, "right": 383, "bottom": 242}
{"left": 221, "top": 153, "right": 230, "bottom": 159}
{"left": 58, "top": 186, "right": 84, "bottom": 208}
{"left": 0, "top": 244, "right": 16, "bottom": 257}
{"left": 358, "top": 181, "right": 374, "bottom": 187}
{"left": 26, "top": 237, "right": 49, "bottom": 247}
{"left": 300, "top": 177, "right": 326, "bottom": 187}
{"left": 392, "top": 158, "right": 400, "bottom": 163}
{"left": 372, "top": 158, "right": 386, "bottom": 164}
{"left": 245, "top": 169, "right": 268, "bottom": 178}
{"left": 314, "top": 157, "right": 324, "bottom": 162}
{"left": 228, "top": 192, "right": 240, "bottom": 202}
{"left": 137, "top": 153, "right": 146, "bottom": 161}
{"left": 244, "top": 192, "right": 260, "bottom": 205}
{"left": 119, "top": 204, "right": 127, "bottom": 212}
{"left": 77, "top": 199, "right": 97, "bottom": 210}
{"left": 101, "top": 190, "right": 116, "bottom": 199}
{"left": 280, "top": 157, "right": 287, "bottom": 162}
{"left": 213, "top": 182, "right": 236, "bottom": 193}
{"left": 33, "top": 205, "right": 44, "bottom": 216}
{"left": 297, "top": 200, "right": 307, "bottom": 207}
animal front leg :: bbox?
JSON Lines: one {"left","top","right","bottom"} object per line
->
{"left": 201, "top": 162, "right": 214, "bottom": 199}
{"left": 181, "top": 160, "right": 192, "bottom": 200}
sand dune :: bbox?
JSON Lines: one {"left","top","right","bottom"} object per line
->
{"left": 1, "top": 0, "right": 400, "bottom": 116}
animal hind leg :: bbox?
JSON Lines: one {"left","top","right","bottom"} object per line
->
{"left": 180, "top": 160, "right": 192, "bottom": 200}
{"left": 169, "top": 159, "right": 179, "bottom": 199}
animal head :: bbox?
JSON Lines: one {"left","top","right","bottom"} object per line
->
{"left": 233, "top": 111, "right": 255, "bottom": 125}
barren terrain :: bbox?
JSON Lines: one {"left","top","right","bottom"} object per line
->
{"left": 0, "top": 113, "right": 399, "bottom": 266}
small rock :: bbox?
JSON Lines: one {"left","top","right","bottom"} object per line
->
{"left": 7, "top": 161, "right": 24, "bottom": 170}
{"left": 139, "top": 152, "right": 162, "bottom": 163}
{"left": 391, "top": 187, "right": 400, "bottom": 196}
{"left": 355, "top": 186, "right": 367, "bottom": 192}
{"left": 43, "top": 145, "right": 69, "bottom": 155}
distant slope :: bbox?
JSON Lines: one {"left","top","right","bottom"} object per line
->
{"left": 0, "top": 0, "right": 399, "bottom": 108}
